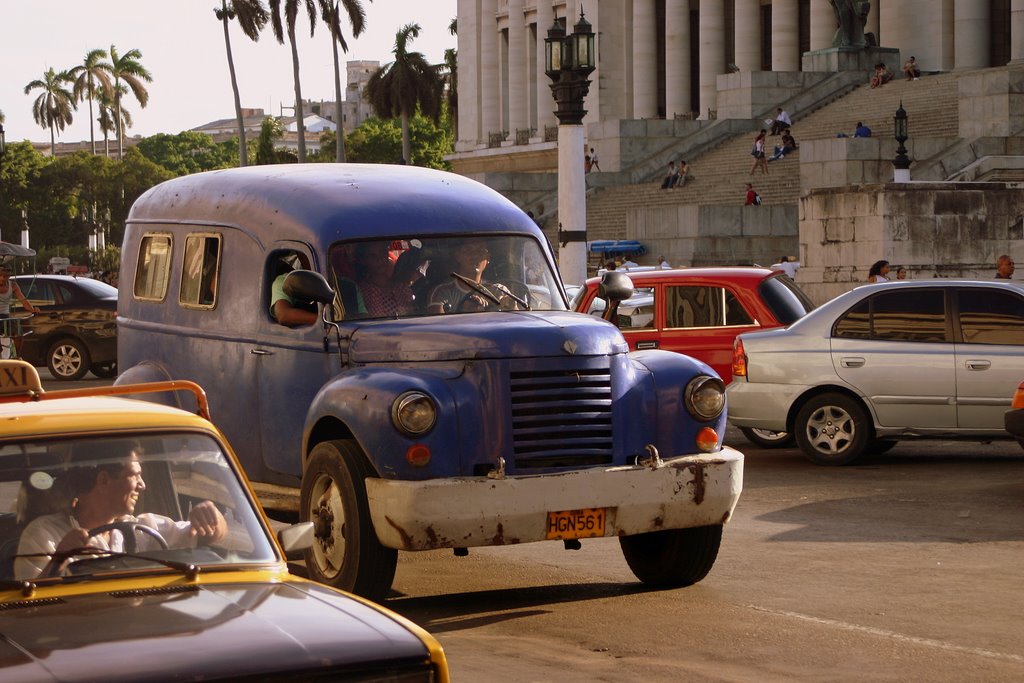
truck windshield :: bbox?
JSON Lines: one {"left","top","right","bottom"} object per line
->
{"left": 329, "top": 234, "right": 568, "bottom": 320}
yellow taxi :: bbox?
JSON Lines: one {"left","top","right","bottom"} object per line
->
{"left": 0, "top": 360, "right": 448, "bottom": 682}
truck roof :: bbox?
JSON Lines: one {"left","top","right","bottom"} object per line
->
{"left": 126, "top": 164, "right": 542, "bottom": 244}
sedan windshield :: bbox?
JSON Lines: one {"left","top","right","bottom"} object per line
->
{"left": 0, "top": 433, "right": 277, "bottom": 583}
{"left": 328, "top": 234, "right": 567, "bottom": 320}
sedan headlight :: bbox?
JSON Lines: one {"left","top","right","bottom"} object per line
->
{"left": 391, "top": 392, "right": 437, "bottom": 436}
{"left": 684, "top": 376, "right": 726, "bottom": 421}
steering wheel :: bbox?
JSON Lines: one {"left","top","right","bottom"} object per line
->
{"left": 88, "top": 521, "right": 169, "bottom": 554}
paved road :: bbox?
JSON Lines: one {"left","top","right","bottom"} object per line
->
{"left": 381, "top": 433, "right": 1024, "bottom": 682}
{"left": 41, "top": 371, "right": 1024, "bottom": 680}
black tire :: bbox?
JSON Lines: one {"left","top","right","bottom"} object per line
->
{"left": 300, "top": 439, "right": 397, "bottom": 600}
{"left": 794, "top": 393, "right": 872, "bottom": 466}
{"left": 619, "top": 525, "right": 723, "bottom": 588}
{"left": 90, "top": 361, "right": 118, "bottom": 379}
{"left": 739, "top": 427, "right": 795, "bottom": 449}
{"left": 47, "top": 337, "right": 90, "bottom": 381}
{"left": 868, "top": 439, "right": 899, "bottom": 455}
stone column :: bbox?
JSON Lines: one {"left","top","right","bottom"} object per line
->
{"left": 456, "top": 0, "right": 480, "bottom": 149}
{"left": 698, "top": 0, "right": 724, "bottom": 119}
{"left": 809, "top": 0, "right": 835, "bottom": 51}
{"left": 1013, "top": 0, "right": 1024, "bottom": 63}
{"left": 954, "top": 0, "right": 990, "bottom": 69}
{"left": 734, "top": 0, "right": 762, "bottom": 72}
{"left": 535, "top": 0, "right": 556, "bottom": 134}
{"left": 665, "top": 0, "right": 692, "bottom": 117}
{"left": 480, "top": 0, "right": 500, "bottom": 141}
{"left": 772, "top": 0, "right": 800, "bottom": 71}
{"left": 632, "top": 0, "right": 658, "bottom": 118}
{"left": 508, "top": 0, "right": 528, "bottom": 135}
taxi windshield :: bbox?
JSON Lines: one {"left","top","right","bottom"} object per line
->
{"left": 0, "top": 433, "right": 277, "bottom": 582}
{"left": 328, "top": 234, "right": 568, "bottom": 320}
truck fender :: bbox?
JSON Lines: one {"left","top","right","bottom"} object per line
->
{"left": 304, "top": 366, "right": 462, "bottom": 479}
{"left": 115, "top": 362, "right": 183, "bottom": 410}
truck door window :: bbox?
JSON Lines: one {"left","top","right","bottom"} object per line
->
{"left": 134, "top": 233, "right": 173, "bottom": 302}
{"left": 180, "top": 234, "right": 221, "bottom": 309}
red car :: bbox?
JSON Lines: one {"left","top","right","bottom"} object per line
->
{"left": 573, "top": 267, "right": 814, "bottom": 444}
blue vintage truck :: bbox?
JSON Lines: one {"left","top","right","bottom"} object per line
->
{"left": 117, "top": 164, "right": 743, "bottom": 600}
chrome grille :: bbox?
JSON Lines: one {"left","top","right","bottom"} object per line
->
{"left": 510, "top": 363, "right": 613, "bottom": 468}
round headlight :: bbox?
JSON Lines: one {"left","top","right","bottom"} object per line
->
{"left": 392, "top": 392, "right": 437, "bottom": 436}
{"left": 685, "top": 376, "right": 726, "bottom": 421}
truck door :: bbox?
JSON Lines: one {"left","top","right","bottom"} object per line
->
{"left": 255, "top": 245, "right": 334, "bottom": 479}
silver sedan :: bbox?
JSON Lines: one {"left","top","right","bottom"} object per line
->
{"left": 727, "top": 279, "right": 1024, "bottom": 464}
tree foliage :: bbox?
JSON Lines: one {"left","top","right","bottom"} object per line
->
{"left": 346, "top": 114, "right": 451, "bottom": 169}
{"left": 135, "top": 131, "right": 237, "bottom": 176}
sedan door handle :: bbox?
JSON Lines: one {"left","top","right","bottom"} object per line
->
{"left": 635, "top": 340, "right": 659, "bottom": 350}
{"left": 965, "top": 359, "right": 991, "bottom": 371}
{"left": 250, "top": 348, "right": 273, "bottom": 356}
{"left": 840, "top": 357, "right": 865, "bottom": 368}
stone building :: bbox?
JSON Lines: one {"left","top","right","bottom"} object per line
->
{"left": 451, "top": 1, "right": 1024, "bottom": 303}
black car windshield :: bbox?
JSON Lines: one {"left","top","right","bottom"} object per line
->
{"left": 0, "top": 433, "right": 277, "bottom": 583}
{"left": 759, "top": 274, "right": 816, "bottom": 324}
{"left": 328, "top": 235, "right": 567, "bottom": 320}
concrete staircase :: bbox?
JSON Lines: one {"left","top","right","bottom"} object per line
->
{"left": 585, "top": 72, "right": 961, "bottom": 243}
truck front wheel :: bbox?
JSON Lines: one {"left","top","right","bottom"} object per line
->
{"left": 300, "top": 440, "right": 397, "bottom": 601}
{"left": 618, "top": 525, "right": 723, "bottom": 587}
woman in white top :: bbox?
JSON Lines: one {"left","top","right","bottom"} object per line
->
{"left": 867, "top": 260, "right": 891, "bottom": 283}
{"left": 0, "top": 265, "right": 40, "bottom": 359}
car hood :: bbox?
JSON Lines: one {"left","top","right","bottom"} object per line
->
{"left": 0, "top": 581, "right": 429, "bottom": 682}
{"left": 349, "top": 310, "right": 628, "bottom": 363}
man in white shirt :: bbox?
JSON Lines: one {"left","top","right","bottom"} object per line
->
{"left": 16, "top": 440, "right": 227, "bottom": 579}
{"left": 770, "top": 108, "right": 792, "bottom": 136}
{"left": 769, "top": 256, "right": 800, "bottom": 279}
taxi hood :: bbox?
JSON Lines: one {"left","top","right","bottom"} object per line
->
{"left": 0, "top": 581, "right": 430, "bottom": 682}
{"left": 348, "top": 311, "right": 628, "bottom": 363}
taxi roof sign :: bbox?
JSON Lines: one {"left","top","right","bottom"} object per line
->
{"left": 0, "top": 360, "right": 44, "bottom": 397}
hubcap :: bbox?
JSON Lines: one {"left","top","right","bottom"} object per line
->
{"left": 52, "top": 344, "right": 83, "bottom": 377}
{"left": 806, "top": 405, "right": 855, "bottom": 454}
{"left": 308, "top": 473, "right": 346, "bottom": 580}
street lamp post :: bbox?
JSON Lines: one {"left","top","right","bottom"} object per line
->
{"left": 545, "top": 8, "right": 595, "bottom": 285}
{"left": 893, "top": 101, "right": 911, "bottom": 183}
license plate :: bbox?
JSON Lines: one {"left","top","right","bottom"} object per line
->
{"left": 545, "top": 507, "right": 606, "bottom": 540}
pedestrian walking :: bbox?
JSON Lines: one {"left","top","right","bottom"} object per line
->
{"left": 749, "top": 130, "right": 769, "bottom": 175}
{"left": 867, "top": 260, "right": 890, "bottom": 282}
{"left": 589, "top": 147, "right": 601, "bottom": 172}
{"left": 744, "top": 183, "right": 762, "bottom": 206}
{"left": 995, "top": 254, "right": 1015, "bottom": 279}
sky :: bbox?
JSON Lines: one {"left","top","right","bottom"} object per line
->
{"left": 0, "top": 0, "right": 457, "bottom": 145}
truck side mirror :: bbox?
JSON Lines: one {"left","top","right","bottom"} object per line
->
{"left": 284, "top": 269, "right": 336, "bottom": 305}
{"left": 597, "top": 271, "right": 634, "bottom": 324}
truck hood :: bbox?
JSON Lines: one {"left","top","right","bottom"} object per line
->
{"left": 0, "top": 581, "right": 429, "bottom": 682}
{"left": 348, "top": 311, "right": 629, "bottom": 363}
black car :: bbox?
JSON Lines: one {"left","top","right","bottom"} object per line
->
{"left": 12, "top": 275, "right": 117, "bottom": 380}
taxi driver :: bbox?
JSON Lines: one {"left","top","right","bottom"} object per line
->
{"left": 15, "top": 440, "right": 227, "bottom": 580}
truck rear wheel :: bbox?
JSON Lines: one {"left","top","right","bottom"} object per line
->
{"left": 618, "top": 525, "right": 723, "bottom": 587}
{"left": 300, "top": 439, "right": 397, "bottom": 601}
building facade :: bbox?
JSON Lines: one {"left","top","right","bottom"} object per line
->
{"left": 455, "top": 0, "right": 1024, "bottom": 161}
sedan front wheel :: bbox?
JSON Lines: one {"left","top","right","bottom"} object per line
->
{"left": 794, "top": 393, "right": 871, "bottom": 466}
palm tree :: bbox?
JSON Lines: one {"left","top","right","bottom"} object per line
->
{"left": 24, "top": 67, "right": 77, "bottom": 156}
{"left": 109, "top": 45, "right": 153, "bottom": 159}
{"left": 444, "top": 17, "right": 458, "bottom": 141}
{"left": 69, "top": 49, "right": 113, "bottom": 155}
{"left": 364, "top": 23, "right": 443, "bottom": 165}
{"left": 269, "top": 0, "right": 318, "bottom": 162}
{"left": 97, "top": 85, "right": 131, "bottom": 158}
{"left": 319, "top": 0, "right": 367, "bottom": 163}
{"left": 215, "top": 0, "right": 269, "bottom": 167}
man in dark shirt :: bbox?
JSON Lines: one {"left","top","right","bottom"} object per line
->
{"left": 995, "top": 254, "right": 1015, "bottom": 279}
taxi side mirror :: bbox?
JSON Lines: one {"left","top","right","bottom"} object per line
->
{"left": 284, "top": 270, "right": 336, "bottom": 305}
{"left": 278, "top": 521, "right": 314, "bottom": 558}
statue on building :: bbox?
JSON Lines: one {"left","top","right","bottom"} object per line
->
{"left": 829, "top": 0, "right": 870, "bottom": 48}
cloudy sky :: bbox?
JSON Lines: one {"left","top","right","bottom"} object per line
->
{"left": 1, "top": 0, "right": 457, "bottom": 144}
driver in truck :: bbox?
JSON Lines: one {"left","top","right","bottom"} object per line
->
{"left": 15, "top": 439, "right": 227, "bottom": 580}
{"left": 427, "top": 239, "right": 525, "bottom": 314}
